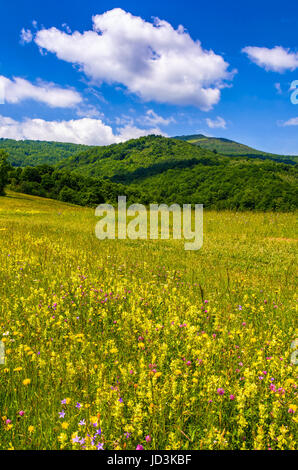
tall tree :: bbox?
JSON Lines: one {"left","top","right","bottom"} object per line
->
{"left": 0, "top": 150, "right": 11, "bottom": 195}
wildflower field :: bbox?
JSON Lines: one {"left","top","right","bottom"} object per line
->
{"left": 0, "top": 191, "right": 297, "bottom": 450}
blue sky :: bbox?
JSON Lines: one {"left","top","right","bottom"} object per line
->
{"left": 0, "top": 0, "right": 298, "bottom": 154}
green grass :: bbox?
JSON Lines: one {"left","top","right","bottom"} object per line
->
{"left": 0, "top": 191, "right": 297, "bottom": 450}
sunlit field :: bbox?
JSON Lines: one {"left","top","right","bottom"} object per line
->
{"left": 0, "top": 191, "right": 297, "bottom": 450}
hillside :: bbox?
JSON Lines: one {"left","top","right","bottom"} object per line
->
{"left": 8, "top": 135, "right": 298, "bottom": 211}
{"left": 0, "top": 138, "right": 87, "bottom": 166}
{"left": 176, "top": 134, "right": 298, "bottom": 165}
{"left": 123, "top": 158, "right": 298, "bottom": 210}
{"left": 57, "top": 135, "right": 223, "bottom": 179}
{"left": 2, "top": 133, "right": 298, "bottom": 168}
{"left": 0, "top": 134, "right": 298, "bottom": 168}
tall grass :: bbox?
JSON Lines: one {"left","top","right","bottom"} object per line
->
{"left": 0, "top": 191, "right": 296, "bottom": 450}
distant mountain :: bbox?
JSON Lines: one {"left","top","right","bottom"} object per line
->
{"left": 175, "top": 134, "right": 298, "bottom": 165}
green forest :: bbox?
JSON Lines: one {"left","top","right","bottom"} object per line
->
{"left": 0, "top": 138, "right": 88, "bottom": 167}
{"left": 1, "top": 135, "right": 297, "bottom": 211}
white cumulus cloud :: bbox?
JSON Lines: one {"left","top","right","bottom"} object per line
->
{"left": 206, "top": 116, "right": 226, "bottom": 129}
{"left": 242, "top": 46, "right": 298, "bottom": 72}
{"left": 0, "top": 115, "right": 164, "bottom": 145}
{"left": 32, "top": 8, "right": 234, "bottom": 110}
{"left": 0, "top": 75, "right": 82, "bottom": 107}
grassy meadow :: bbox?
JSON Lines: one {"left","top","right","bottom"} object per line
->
{"left": 0, "top": 191, "right": 297, "bottom": 450}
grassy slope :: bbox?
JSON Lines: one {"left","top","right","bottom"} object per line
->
{"left": 0, "top": 191, "right": 296, "bottom": 449}
{"left": 176, "top": 135, "right": 298, "bottom": 164}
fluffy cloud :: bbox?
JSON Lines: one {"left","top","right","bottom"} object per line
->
{"left": 32, "top": 8, "right": 234, "bottom": 110}
{"left": 206, "top": 116, "right": 226, "bottom": 129}
{"left": 242, "top": 46, "right": 298, "bottom": 72}
{"left": 282, "top": 117, "right": 298, "bottom": 126}
{"left": 0, "top": 115, "right": 163, "bottom": 145}
{"left": 0, "top": 75, "right": 82, "bottom": 107}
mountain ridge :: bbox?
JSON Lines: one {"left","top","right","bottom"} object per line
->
{"left": 1, "top": 133, "right": 297, "bottom": 167}
{"left": 174, "top": 134, "right": 298, "bottom": 165}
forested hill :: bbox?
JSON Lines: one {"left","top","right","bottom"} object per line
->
{"left": 0, "top": 138, "right": 88, "bottom": 166}
{"left": 1, "top": 133, "right": 298, "bottom": 167}
{"left": 57, "top": 135, "right": 224, "bottom": 178}
{"left": 6, "top": 135, "right": 298, "bottom": 211}
{"left": 175, "top": 134, "right": 298, "bottom": 165}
